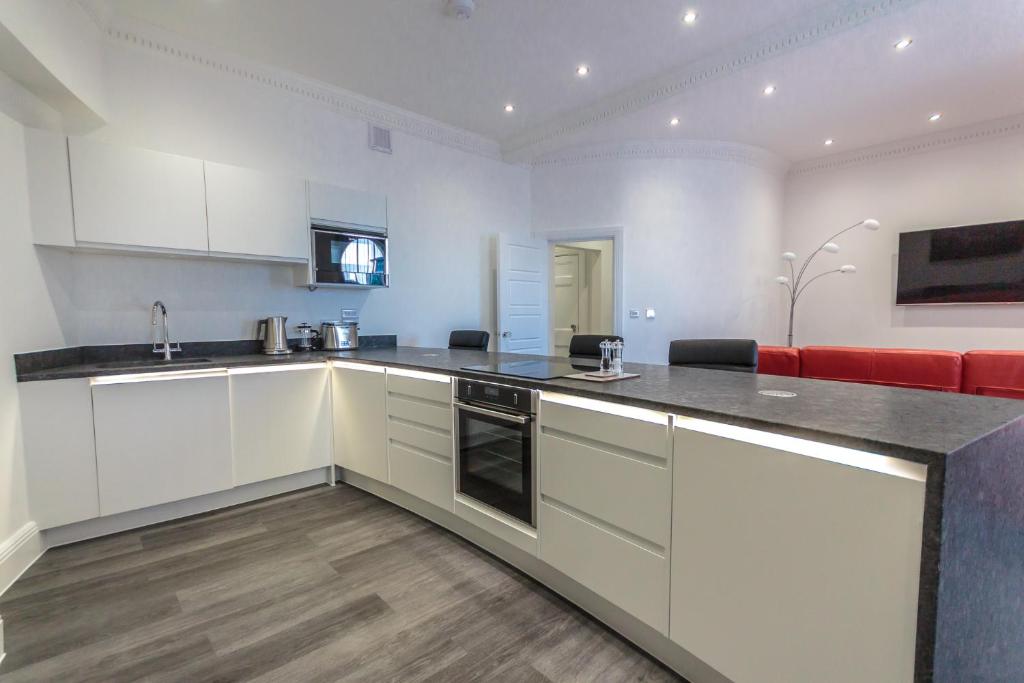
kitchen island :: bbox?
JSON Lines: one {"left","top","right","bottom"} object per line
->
{"left": 15, "top": 345, "right": 1024, "bottom": 683}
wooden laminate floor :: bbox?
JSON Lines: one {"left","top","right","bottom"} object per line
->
{"left": 0, "top": 484, "right": 682, "bottom": 682}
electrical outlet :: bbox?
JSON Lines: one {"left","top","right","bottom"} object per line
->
{"left": 629, "top": 309, "right": 641, "bottom": 319}
{"left": 645, "top": 308, "right": 656, "bottom": 319}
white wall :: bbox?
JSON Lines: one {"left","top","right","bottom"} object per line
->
{"left": 533, "top": 154, "right": 785, "bottom": 363}
{"left": 32, "top": 32, "right": 531, "bottom": 349}
{"left": 782, "top": 130, "right": 1024, "bottom": 350}
{"left": 0, "top": 111, "right": 67, "bottom": 548}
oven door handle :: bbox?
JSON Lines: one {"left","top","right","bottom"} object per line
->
{"left": 455, "top": 401, "right": 531, "bottom": 425}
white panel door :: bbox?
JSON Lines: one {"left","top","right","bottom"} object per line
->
{"left": 671, "top": 420, "right": 927, "bottom": 683}
{"left": 205, "top": 161, "right": 309, "bottom": 260}
{"left": 229, "top": 366, "right": 332, "bottom": 486}
{"left": 68, "top": 137, "right": 209, "bottom": 252}
{"left": 308, "top": 181, "right": 387, "bottom": 233}
{"left": 92, "top": 373, "right": 234, "bottom": 516}
{"left": 497, "top": 233, "right": 548, "bottom": 354}
{"left": 552, "top": 253, "right": 580, "bottom": 356}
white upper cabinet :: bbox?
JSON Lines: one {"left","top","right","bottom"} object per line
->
{"left": 308, "top": 181, "right": 387, "bottom": 233}
{"left": 205, "top": 161, "right": 309, "bottom": 261}
{"left": 68, "top": 136, "right": 209, "bottom": 252}
{"left": 23, "top": 128, "right": 75, "bottom": 247}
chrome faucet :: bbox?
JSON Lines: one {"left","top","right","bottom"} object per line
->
{"left": 151, "top": 301, "right": 180, "bottom": 360}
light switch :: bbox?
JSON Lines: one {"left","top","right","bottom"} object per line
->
{"left": 645, "top": 308, "right": 656, "bottom": 319}
{"left": 629, "top": 309, "right": 641, "bottom": 319}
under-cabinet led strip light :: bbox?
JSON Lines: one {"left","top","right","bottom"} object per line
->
{"left": 676, "top": 416, "right": 928, "bottom": 481}
{"left": 90, "top": 368, "right": 228, "bottom": 385}
{"left": 541, "top": 392, "right": 671, "bottom": 426}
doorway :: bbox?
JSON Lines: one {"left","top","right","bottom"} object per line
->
{"left": 550, "top": 240, "right": 615, "bottom": 357}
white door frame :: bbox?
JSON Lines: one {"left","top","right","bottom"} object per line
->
{"left": 537, "top": 226, "right": 625, "bottom": 356}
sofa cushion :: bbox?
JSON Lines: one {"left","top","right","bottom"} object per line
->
{"left": 963, "top": 351, "right": 1024, "bottom": 399}
{"left": 757, "top": 346, "right": 801, "bottom": 377}
{"left": 870, "top": 348, "right": 962, "bottom": 392}
{"left": 800, "top": 346, "right": 962, "bottom": 392}
{"left": 800, "top": 346, "right": 874, "bottom": 383}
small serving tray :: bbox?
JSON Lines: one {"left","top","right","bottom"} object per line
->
{"left": 563, "top": 371, "right": 641, "bottom": 383}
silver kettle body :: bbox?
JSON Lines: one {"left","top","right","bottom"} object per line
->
{"left": 257, "top": 316, "right": 293, "bottom": 355}
{"left": 320, "top": 321, "right": 359, "bottom": 351}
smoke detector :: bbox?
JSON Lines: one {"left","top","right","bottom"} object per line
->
{"left": 445, "top": 0, "right": 475, "bottom": 20}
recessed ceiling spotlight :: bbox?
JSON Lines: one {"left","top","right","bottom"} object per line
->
{"left": 929, "top": 112, "right": 942, "bottom": 122}
{"left": 894, "top": 37, "right": 913, "bottom": 50}
{"left": 824, "top": 138, "right": 834, "bottom": 146}
{"left": 682, "top": 10, "right": 698, "bottom": 24}
{"left": 763, "top": 84, "right": 777, "bottom": 96}
{"left": 669, "top": 117, "right": 680, "bottom": 126}
{"left": 504, "top": 103, "right": 515, "bottom": 113}
{"left": 576, "top": 64, "right": 590, "bottom": 77}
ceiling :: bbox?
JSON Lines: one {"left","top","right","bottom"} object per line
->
{"left": 98, "top": 0, "right": 1024, "bottom": 163}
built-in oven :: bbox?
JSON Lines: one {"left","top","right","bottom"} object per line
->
{"left": 454, "top": 378, "right": 537, "bottom": 528}
{"left": 310, "top": 226, "right": 389, "bottom": 288}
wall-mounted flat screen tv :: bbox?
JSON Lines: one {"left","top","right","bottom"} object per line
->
{"left": 896, "top": 220, "right": 1024, "bottom": 305}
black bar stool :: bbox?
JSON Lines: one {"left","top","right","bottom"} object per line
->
{"left": 449, "top": 330, "right": 490, "bottom": 351}
{"left": 668, "top": 339, "right": 758, "bottom": 373}
{"left": 569, "top": 334, "right": 624, "bottom": 360}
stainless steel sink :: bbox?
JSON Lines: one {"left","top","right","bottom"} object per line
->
{"left": 94, "top": 358, "right": 214, "bottom": 370}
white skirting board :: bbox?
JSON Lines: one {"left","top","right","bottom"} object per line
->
{"left": 44, "top": 467, "right": 334, "bottom": 548}
{"left": 0, "top": 522, "right": 45, "bottom": 598}
{"left": 336, "top": 467, "right": 730, "bottom": 683}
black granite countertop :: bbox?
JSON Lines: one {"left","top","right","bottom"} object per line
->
{"left": 16, "top": 343, "right": 1024, "bottom": 462}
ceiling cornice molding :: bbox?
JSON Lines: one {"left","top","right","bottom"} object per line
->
{"left": 788, "top": 112, "right": 1024, "bottom": 177}
{"left": 101, "top": 16, "right": 503, "bottom": 160}
{"left": 532, "top": 139, "right": 789, "bottom": 173}
{"left": 501, "top": 0, "right": 925, "bottom": 161}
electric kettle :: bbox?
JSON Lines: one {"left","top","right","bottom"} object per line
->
{"left": 257, "top": 316, "right": 293, "bottom": 355}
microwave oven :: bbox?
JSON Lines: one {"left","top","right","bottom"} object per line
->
{"left": 309, "top": 226, "right": 389, "bottom": 289}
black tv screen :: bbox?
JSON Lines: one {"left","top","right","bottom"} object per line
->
{"left": 896, "top": 220, "right": 1024, "bottom": 305}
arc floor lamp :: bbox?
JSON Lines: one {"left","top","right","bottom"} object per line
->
{"left": 776, "top": 218, "right": 880, "bottom": 347}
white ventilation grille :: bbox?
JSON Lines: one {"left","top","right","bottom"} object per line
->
{"left": 368, "top": 124, "right": 392, "bottom": 154}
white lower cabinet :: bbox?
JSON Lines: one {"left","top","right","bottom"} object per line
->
{"left": 537, "top": 393, "right": 672, "bottom": 633}
{"left": 385, "top": 369, "right": 453, "bottom": 511}
{"left": 18, "top": 378, "right": 99, "bottom": 528}
{"left": 331, "top": 362, "right": 388, "bottom": 482}
{"left": 92, "top": 373, "right": 234, "bottom": 516}
{"left": 670, "top": 418, "right": 927, "bottom": 683}
{"left": 229, "top": 365, "right": 331, "bottom": 486}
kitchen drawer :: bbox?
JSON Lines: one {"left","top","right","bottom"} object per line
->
{"left": 539, "top": 431, "right": 670, "bottom": 548}
{"left": 539, "top": 499, "right": 669, "bottom": 633}
{"left": 387, "top": 395, "right": 451, "bottom": 431}
{"left": 388, "top": 441, "right": 453, "bottom": 511}
{"left": 387, "top": 371, "right": 452, "bottom": 404}
{"left": 388, "top": 418, "right": 452, "bottom": 460}
{"left": 540, "top": 394, "right": 668, "bottom": 459}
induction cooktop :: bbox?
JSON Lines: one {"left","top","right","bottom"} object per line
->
{"left": 461, "top": 360, "right": 600, "bottom": 380}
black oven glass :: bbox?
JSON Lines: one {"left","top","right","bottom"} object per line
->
{"left": 458, "top": 408, "right": 533, "bottom": 526}
{"left": 313, "top": 229, "right": 387, "bottom": 286}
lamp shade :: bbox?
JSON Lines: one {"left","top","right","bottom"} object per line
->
{"left": 781, "top": 251, "right": 797, "bottom": 261}
{"left": 775, "top": 275, "right": 790, "bottom": 284}
{"left": 861, "top": 219, "right": 880, "bottom": 230}
{"left": 823, "top": 242, "right": 840, "bottom": 253}
{"left": 840, "top": 264, "right": 857, "bottom": 273}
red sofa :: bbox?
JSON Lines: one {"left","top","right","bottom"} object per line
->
{"left": 758, "top": 346, "right": 801, "bottom": 378}
{"left": 962, "top": 351, "right": 1024, "bottom": 399}
{"left": 758, "top": 345, "right": 1024, "bottom": 399}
